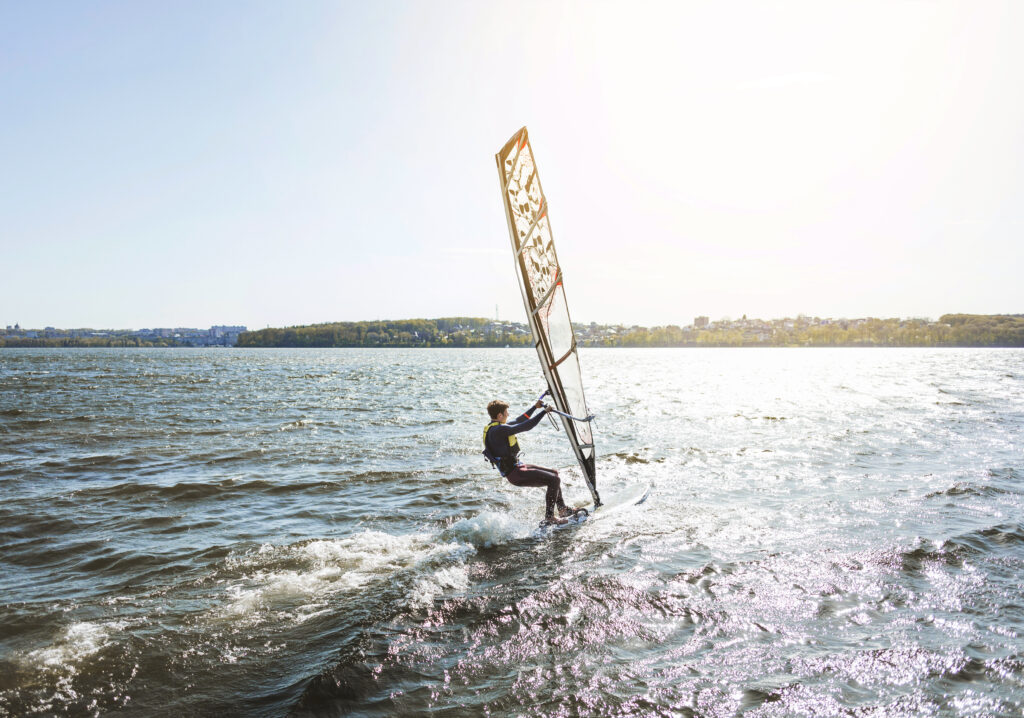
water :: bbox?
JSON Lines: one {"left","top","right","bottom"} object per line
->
{"left": 1, "top": 347, "right": 1022, "bottom": 717}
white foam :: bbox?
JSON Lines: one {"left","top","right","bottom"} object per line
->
{"left": 409, "top": 566, "right": 470, "bottom": 608}
{"left": 301, "top": 530, "right": 447, "bottom": 576}
{"left": 27, "top": 622, "right": 115, "bottom": 669}
{"left": 217, "top": 514, "right": 546, "bottom": 622}
{"left": 443, "top": 511, "right": 534, "bottom": 549}
{"left": 224, "top": 569, "right": 326, "bottom": 616}
{"left": 220, "top": 529, "right": 472, "bottom": 620}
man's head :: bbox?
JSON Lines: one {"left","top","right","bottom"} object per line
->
{"left": 487, "top": 400, "right": 509, "bottom": 421}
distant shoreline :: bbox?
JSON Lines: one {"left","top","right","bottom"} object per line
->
{"left": 232, "top": 314, "right": 1024, "bottom": 349}
{"left": 4, "top": 314, "right": 1022, "bottom": 349}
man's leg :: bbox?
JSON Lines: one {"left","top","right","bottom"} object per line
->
{"left": 506, "top": 464, "right": 563, "bottom": 518}
{"left": 519, "top": 464, "right": 573, "bottom": 513}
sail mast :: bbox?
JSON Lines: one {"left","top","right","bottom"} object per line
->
{"left": 495, "top": 127, "right": 600, "bottom": 507}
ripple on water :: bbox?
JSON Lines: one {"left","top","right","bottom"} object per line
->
{"left": 2, "top": 348, "right": 1024, "bottom": 716}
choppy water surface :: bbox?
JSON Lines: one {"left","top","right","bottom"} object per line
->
{"left": 1, "top": 348, "right": 1023, "bottom": 717}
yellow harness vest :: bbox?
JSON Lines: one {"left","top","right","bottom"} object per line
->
{"left": 483, "top": 421, "right": 519, "bottom": 474}
{"left": 483, "top": 421, "right": 518, "bottom": 449}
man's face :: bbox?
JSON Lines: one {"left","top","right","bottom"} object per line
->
{"left": 498, "top": 409, "right": 509, "bottom": 423}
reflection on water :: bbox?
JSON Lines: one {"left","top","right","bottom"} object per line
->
{"left": 1, "top": 348, "right": 1022, "bottom": 716}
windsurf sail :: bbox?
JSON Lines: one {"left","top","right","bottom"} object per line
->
{"left": 495, "top": 127, "right": 601, "bottom": 507}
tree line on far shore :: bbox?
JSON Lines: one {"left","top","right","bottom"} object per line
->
{"left": 600, "top": 315, "right": 1024, "bottom": 347}
{"left": 5, "top": 314, "right": 1022, "bottom": 348}
{"left": 0, "top": 336, "right": 181, "bottom": 348}
{"left": 236, "top": 318, "right": 533, "bottom": 348}
{"left": 234, "top": 314, "right": 1024, "bottom": 348}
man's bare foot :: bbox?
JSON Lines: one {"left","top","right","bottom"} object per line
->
{"left": 541, "top": 516, "right": 568, "bottom": 527}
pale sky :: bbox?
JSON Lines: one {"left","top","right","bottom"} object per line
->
{"left": 2, "top": 0, "right": 1022, "bottom": 330}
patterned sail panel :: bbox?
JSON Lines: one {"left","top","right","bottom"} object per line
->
{"left": 496, "top": 127, "right": 597, "bottom": 498}
{"left": 522, "top": 216, "right": 559, "bottom": 313}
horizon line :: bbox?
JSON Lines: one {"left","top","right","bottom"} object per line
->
{"left": 7, "top": 312, "right": 1023, "bottom": 333}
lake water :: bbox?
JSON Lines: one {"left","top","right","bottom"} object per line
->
{"left": 1, "top": 348, "right": 1022, "bottom": 717}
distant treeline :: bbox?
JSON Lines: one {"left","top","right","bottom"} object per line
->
{"left": 6, "top": 314, "right": 1022, "bottom": 349}
{"left": 599, "top": 314, "right": 1024, "bottom": 347}
{"left": 235, "top": 314, "right": 1024, "bottom": 348}
{"left": 236, "top": 318, "right": 533, "bottom": 348}
{"left": 0, "top": 337, "right": 180, "bottom": 348}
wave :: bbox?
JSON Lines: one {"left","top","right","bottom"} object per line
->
{"left": 924, "top": 482, "right": 1015, "bottom": 500}
{"left": 419, "top": 418, "right": 456, "bottom": 426}
{"left": 408, "top": 566, "right": 471, "bottom": 608}
{"left": 211, "top": 507, "right": 543, "bottom": 630}
{"left": 4, "top": 417, "right": 54, "bottom": 429}
{"left": 610, "top": 451, "right": 650, "bottom": 465}
{"left": 886, "top": 524, "right": 1024, "bottom": 577}
{"left": 294, "top": 566, "right": 700, "bottom": 716}
{"left": 199, "top": 448, "right": 270, "bottom": 465}
{"left": 23, "top": 621, "right": 120, "bottom": 670}
{"left": 608, "top": 450, "right": 663, "bottom": 465}
{"left": 966, "top": 524, "right": 1024, "bottom": 550}
{"left": 38, "top": 453, "right": 146, "bottom": 471}
{"left": 68, "top": 476, "right": 341, "bottom": 504}
{"left": 988, "top": 467, "right": 1021, "bottom": 482}
{"left": 0, "top": 512, "right": 83, "bottom": 542}
{"left": 441, "top": 511, "right": 535, "bottom": 549}
{"left": 341, "top": 469, "right": 421, "bottom": 485}
{"left": 217, "top": 530, "right": 476, "bottom": 625}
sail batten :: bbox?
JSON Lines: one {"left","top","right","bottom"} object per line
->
{"left": 496, "top": 127, "right": 599, "bottom": 506}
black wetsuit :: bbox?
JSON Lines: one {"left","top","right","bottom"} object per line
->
{"left": 485, "top": 406, "right": 567, "bottom": 519}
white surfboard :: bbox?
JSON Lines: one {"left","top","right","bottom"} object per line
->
{"left": 539, "top": 482, "right": 651, "bottom": 531}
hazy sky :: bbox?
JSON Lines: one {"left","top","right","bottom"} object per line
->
{"left": 2, "top": 0, "right": 1022, "bottom": 329}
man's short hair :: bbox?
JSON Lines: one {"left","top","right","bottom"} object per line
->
{"left": 487, "top": 400, "right": 509, "bottom": 420}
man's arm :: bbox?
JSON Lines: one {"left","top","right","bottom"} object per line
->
{"left": 507, "top": 398, "right": 545, "bottom": 427}
{"left": 507, "top": 406, "right": 535, "bottom": 426}
{"left": 503, "top": 407, "right": 547, "bottom": 435}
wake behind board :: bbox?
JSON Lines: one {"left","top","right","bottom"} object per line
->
{"left": 539, "top": 483, "right": 651, "bottom": 532}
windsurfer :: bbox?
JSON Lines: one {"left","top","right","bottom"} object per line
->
{"left": 483, "top": 399, "right": 578, "bottom": 526}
